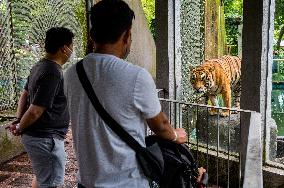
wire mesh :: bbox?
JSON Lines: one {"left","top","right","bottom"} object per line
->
{"left": 0, "top": 0, "right": 87, "bottom": 113}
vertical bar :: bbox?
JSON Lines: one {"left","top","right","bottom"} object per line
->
{"left": 186, "top": 104, "right": 190, "bottom": 143}
{"left": 172, "top": 101, "right": 175, "bottom": 127}
{"left": 169, "top": 101, "right": 172, "bottom": 125}
{"left": 172, "top": 101, "right": 175, "bottom": 128}
{"left": 227, "top": 110, "right": 231, "bottom": 188}
{"left": 216, "top": 108, "right": 220, "bottom": 187}
{"left": 176, "top": 102, "right": 178, "bottom": 129}
{"left": 206, "top": 107, "right": 209, "bottom": 188}
{"left": 196, "top": 105, "right": 199, "bottom": 160}
{"left": 85, "top": 0, "right": 93, "bottom": 54}
{"left": 178, "top": 102, "right": 181, "bottom": 129}
{"left": 239, "top": 111, "right": 242, "bottom": 188}
{"left": 7, "top": 0, "right": 17, "bottom": 107}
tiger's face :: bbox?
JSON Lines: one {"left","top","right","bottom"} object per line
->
{"left": 190, "top": 67, "right": 214, "bottom": 93}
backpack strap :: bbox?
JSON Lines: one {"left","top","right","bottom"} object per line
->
{"left": 75, "top": 60, "right": 143, "bottom": 152}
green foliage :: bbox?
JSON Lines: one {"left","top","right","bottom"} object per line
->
{"left": 224, "top": 0, "right": 243, "bottom": 17}
{"left": 274, "top": 0, "right": 284, "bottom": 43}
{"left": 72, "top": 0, "right": 88, "bottom": 55}
{"left": 224, "top": 0, "right": 243, "bottom": 51}
{"left": 141, "top": 0, "right": 155, "bottom": 38}
{"left": 9, "top": 0, "right": 87, "bottom": 94}
{"left": 273, "top": 73, "right": 284, "bottom": 82}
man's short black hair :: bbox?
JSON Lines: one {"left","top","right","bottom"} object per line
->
{"left": 45, "top": 27, "right": 74, "bottom": 54}
{"left": 90, "top": 0, "right": 135, "bottom": 44}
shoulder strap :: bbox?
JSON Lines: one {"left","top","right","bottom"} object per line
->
{"left": 75, "top": 60, "right": 143, "bottom": 152}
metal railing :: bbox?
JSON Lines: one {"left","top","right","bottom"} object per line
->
{"left": 157, "top": 95, "right": 262, "bottom": 188}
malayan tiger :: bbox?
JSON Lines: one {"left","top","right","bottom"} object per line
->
{"left": 190, "top": 55, "right": 241, "bottom": 117}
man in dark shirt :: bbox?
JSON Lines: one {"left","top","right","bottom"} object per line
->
{"left": 6, "top": 27, "right": 73, "bottom": 188}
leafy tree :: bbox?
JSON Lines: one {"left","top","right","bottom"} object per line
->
{"left": 275, "top": 0, "right": 284, "bottom": 51}
{"left": 141, "top": 0, "right": 155, "bottom": 38}
{"left": 224, "top": 0, "right": 243, "bottom": 55}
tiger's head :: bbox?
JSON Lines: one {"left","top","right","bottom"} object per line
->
{"left": 190, "top": 66, "right": 215, "bottom": 93}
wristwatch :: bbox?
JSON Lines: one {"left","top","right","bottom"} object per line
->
{"left": 16, "top": 123, "right": 23, "bottom": 134}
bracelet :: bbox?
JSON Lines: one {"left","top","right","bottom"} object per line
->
{"left": 172, "top": 130, "right": 178, "bottom": 142}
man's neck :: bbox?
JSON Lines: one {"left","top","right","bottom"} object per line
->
{"left": 94, "top": 43, "right": 124, "bottom": 59}
{"left": 44, "top": 53, "right": 64, "bottom": 66}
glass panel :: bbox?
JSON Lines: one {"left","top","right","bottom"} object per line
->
{"left": 272, "top": 0, "right": 284, "bottom": 162}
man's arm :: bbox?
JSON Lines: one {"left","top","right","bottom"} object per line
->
{"left": 15, "top": 89, "right": 28, "bottom": 120}
{"left": 18, "top": 104, "right": 45, "bottom": 131}
{"left": 8, "top": 104, "right": 45, "bottom": 136}
{"left": 6, "top": 89, "right": 28, "bottom": 127}
{"left": 146, "top": 111, "right": 187, "bottom": 144}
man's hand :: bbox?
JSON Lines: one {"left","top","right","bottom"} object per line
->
{"left": 5, "top": 122, "right": 22, "bottom": 136}
{"left": 147, "top": 112, "right": 188, "bottom": 144}
{"left": 173, "top": 128, "right": 187, "bottom": 144}
{"left": 196, "top": 167, "right": 207, "bottom": 183}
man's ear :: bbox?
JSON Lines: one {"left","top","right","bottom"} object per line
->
{"left": 60, "top": 46, "right": 67, "bottom": 54}
{"left": 122, "top": 28, "right": 131, "bottom": 44}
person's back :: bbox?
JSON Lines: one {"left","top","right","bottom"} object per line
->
{"left": 24, "top": 59, "right": 69, "bottom": 139}
{"left": 65, "top": 53, "right": 158, "bottom": 187}
{"left": 65, "top": 1, "right": 187, "bottom": 187}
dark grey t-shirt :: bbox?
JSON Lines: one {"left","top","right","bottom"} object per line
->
{"left": 23, "top": 58, "right": 69, "bottom": 139}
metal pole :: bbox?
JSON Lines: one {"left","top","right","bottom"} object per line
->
{"left": 85, "top": 0, "right": 93, "bottom": 55}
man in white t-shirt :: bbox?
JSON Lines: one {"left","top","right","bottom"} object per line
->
{"left": 64, "top": 0, "right": 187, "bottom": 187}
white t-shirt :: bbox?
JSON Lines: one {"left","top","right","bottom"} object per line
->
{"left": 64, "top": 53, "right": 161, "bottom": 188}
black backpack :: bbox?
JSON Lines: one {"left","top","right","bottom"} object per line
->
{"left": 146, "top": 136, "right": 200, "bottom": 188}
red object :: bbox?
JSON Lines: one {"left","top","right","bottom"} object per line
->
{"left": 197, "top": 183, "right": 206, "bottom": 188}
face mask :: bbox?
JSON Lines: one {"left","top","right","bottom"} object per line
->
{"left": 123, "top": 32, "right": 132, "bottom": 60}
{"left": 123, "top": 46, "right": 130, "bottom": 60}
{"left": 66, "top": 46, "right": 76, "bottom": 62}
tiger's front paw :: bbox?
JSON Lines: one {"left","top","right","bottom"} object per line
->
{"left": 220, "top": 110, "right": 230, "bottom": 117}
{"left": 231, "top": 104, "right": 240, "bottom": 114}
{"left": 231, "top": 110, "right": 238, "bottom": 114}
{"left": 209, "top": 108, "right": 219, "bottom": 116}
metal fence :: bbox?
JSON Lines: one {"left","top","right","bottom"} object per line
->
{"left": 157, "top": 93, "right": 262, "bottom": 188}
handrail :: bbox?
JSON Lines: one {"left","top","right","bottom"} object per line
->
{"left": 157, "top": 95, "right": 263, "bottom": 187}
{"left": 158, "top": 97, "right": 256, "bottom": 113}
{"left": 273, "top": 59, "right": 284, "bottom": 61}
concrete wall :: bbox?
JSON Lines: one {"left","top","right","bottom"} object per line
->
{"left": 0, "top": 123, "right": 24, "bottom": 164}
{"left": 93, "top": 0, "right": 156, "bottom": 78}
{"left": 241, "top": 0, "right": 277, "bottom": 162}
{"left": 204, "top": 0, "right": 226, "bottom": 59}
{"left": 156, "top": 0, "right": 205, "bottom": 102}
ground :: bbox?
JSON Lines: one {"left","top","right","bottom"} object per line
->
{"left": 0, "top": 129, "right": 77, "bottom": 188}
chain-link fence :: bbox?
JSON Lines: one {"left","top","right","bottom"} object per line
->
{"left": 0, "top": 0, "right": 87, "bottom": 114}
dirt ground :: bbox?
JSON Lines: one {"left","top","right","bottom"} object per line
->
{"left": 0, "top": 129, "right": 77, "bottom": 188}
